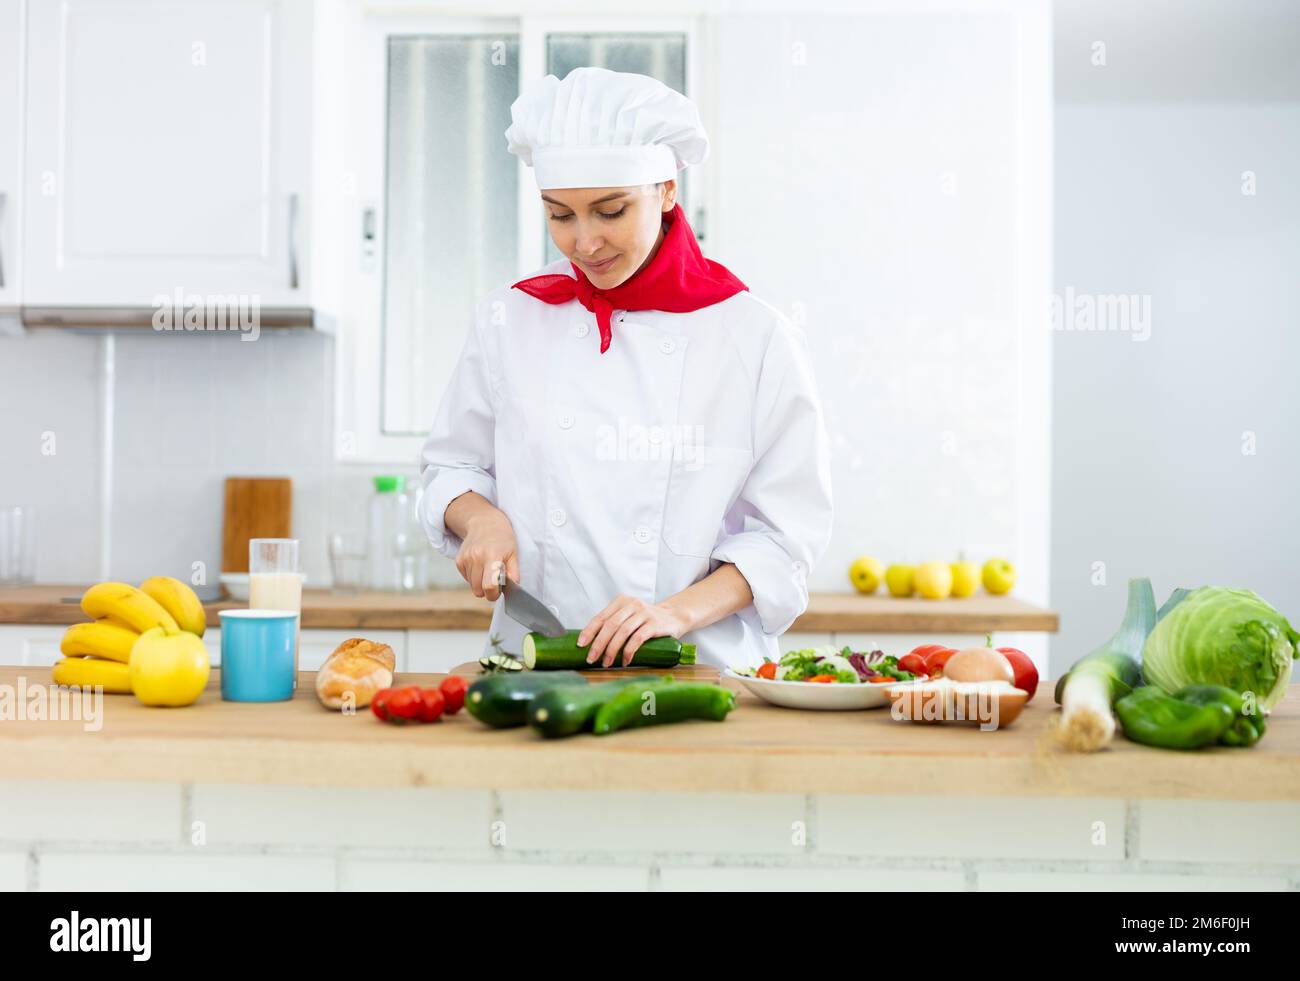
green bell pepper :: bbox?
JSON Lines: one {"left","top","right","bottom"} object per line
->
{"left": 1114, "top": 686, "right": 1235, "bottom": 750}
{"left": 1176, "top": 684, "right": 1268, "bottom": 747}
{"left": 1116, "top": 684, "right": 1268, "bottom": 750}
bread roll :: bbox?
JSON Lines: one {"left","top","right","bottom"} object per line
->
{"left": 315, "top": 637, "right": 396, "bottom": 710}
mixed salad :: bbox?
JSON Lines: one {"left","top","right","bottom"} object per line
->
{"left": 737, "top": 645, "right": 930, "bottom": 684}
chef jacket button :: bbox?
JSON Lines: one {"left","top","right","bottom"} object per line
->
{"left": 574, "top": 322, "right": 590, "bottom": 338}
{"left": 659, "top": 338, "right": 676, "bottom": 355}
{"left": 548, "top": 604, "right": 560, "bottom": 618}
{"left": 792, "top": 560, "right": 806, "bottom": 576}
{"left": 558, "top": 411, "right": 574, "bottom": 429}
{"left": 550, "top": 508, "right": 567, "bottom": 527}
{"left": 633, "top": 526, "right": 652, "bottom": 544}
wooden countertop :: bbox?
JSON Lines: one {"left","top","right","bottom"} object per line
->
{"left": 1, "top": 666, "right": 1294, "bottom": 799}
{"left": 0, "top": 585, "right": 1059, "bottom": 633}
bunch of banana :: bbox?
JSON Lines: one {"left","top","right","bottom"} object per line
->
{"left": 53, "top": 577, "right": 207, "bottom": 695}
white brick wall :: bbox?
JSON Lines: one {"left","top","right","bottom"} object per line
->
{"left": 189, "top": 784, "right": 492, "bottom": 850}
{"left": 1138, "top": 801, "right": 1300, "bottom": 864}
{"left": 0, "top": 851, "right": 28, "bottom": 891}
{"left": 657, "top": 866, "right": 966, "bottom": 891}
{"left": 37, "top": 852, "right": 337, "bottom": 891}
{"left": 818, "top": 795, "right": 1126, "bottom": 861}
{"left": 977, "top": 871, "right": 1291, "bottom": 892}
{"left": 339, "top": 859, "right": 647, "bottom": 891}
{"left": 0, "top": 781, "right": 182, "bottom": 844}
{"left": 497, "top": 790, "right": 807, "bottom": 855}
{"left": 1, "top": 781, "right": 1295, "bottom": 891}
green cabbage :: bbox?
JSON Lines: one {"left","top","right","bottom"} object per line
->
{"left": 1142, "top": 587, "right": 1298, "bottom": 710}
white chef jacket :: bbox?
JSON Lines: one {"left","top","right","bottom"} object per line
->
{"left": 417, "top": 258, "right": 833, "bottom": 670}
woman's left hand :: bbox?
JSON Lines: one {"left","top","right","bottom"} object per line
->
{"left": 578, "top": 595, "right": 692, "bottom": 668}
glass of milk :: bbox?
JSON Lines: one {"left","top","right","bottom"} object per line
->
{"left": 249, "top": 538, "right": 303, "bottom": 690}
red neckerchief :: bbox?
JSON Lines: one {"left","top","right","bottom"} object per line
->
{"left": 511, "top": 203, "right": 748, "bottom": 353}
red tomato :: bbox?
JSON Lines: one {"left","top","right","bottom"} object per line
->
{"left": 439, "top": 676, "right": 469, "bottom": 714}
{"left": 757, "top": 662, "right": 778, "bottom": 680}
{"left": 418, "top": 688, "right": 446, "bottom": 723}
{"left": 384, "top": 686, "right": 423, "bottom": 723}
{"left": 908, "top": 644, "right": 951, "bottom": 660}
{"left": 997, "top": 647, "right": 1039, "bottom": 700}
{"left": 897, "top": 653, "right": 928, "bottom": 675}
{"left": 371, "top": 688, "right": 393, "bottom": 722}
{"left": 921, "top": 647, "right": 958, "bottom": 677}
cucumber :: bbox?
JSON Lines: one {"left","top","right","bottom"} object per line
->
{"left": 528, "top": 677, "right": 664, "bottom": 739}
{"left": 465, "top": 671, "right": 587, "bottom": 728}
{"left": 521, "top": 630, "right": 697, "bottom": 670}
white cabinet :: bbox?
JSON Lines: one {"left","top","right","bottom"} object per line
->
{"left": 22, "top": 0, "right": 312, "bottom": 308}
{"left": 0, "top": 625, "right": 411, "bottom": 673}
{"left": 406, "top": 630, "right": 489, "bottom": 674}
{"left": 0, "top": 626, "right": 67, "bottom": 667}
{"left": 0, "top": 0, "right": 21, "bottom": 314}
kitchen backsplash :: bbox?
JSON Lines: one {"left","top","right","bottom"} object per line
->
{"left": 0, "top": 328, "right": 434, "bottom": 589}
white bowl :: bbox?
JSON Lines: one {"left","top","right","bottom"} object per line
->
{"left": 219, "top": 573, "right": 250, "bottom": 600}
{"left": 725, "top": 669, "right": 899, "bottom": 710}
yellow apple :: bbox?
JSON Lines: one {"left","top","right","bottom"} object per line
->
{"left": 950, "top": 560, "right": 980, "bottom": 598}
{"left": 884, "top": 564, "right": 916, "bottom": 598}
{"left": 848, "top": 556, "right": 884, "bottom": 594}
{"left": 982, "top": 558, "right": 1017, "bottom": 595}
{"left": 915, "top": 561, "right": 954, "bottom": 600}
{"left": 129, "top": 626, "right": 210, "bottom": 707}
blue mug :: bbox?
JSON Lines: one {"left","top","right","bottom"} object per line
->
{"left": 219, "top": 609, "right": 298, "bottom": 702}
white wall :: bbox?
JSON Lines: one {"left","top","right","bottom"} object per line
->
{"left": 711, "top": 4, "right": 1052, "bottom": 625}
{"left": 1050, "top": 0, "right": 1300, "bottom": 674}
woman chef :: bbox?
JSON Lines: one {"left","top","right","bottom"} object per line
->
{"left": 418, "top": 67, "right": 833, "bottom": 670}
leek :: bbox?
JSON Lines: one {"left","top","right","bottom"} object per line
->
{"left": 1054, "top": 578, "right": 1156, "bottom": 752}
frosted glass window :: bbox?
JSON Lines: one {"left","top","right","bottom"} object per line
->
{"left": 382, "top": 36, "right": 519, "bottom": 436}
{"left": 542, "top": 33, "right": 688, "bottom": 264}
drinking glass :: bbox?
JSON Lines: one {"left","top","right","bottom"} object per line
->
{"left": 249, "top": 539, "right": 302, "bottom": 689}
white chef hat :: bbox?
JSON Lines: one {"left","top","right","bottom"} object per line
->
{"left": 505, "top": 66, "right": 709, "bottom": 189}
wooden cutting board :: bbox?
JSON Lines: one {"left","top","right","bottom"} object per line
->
{"left": 222, "top": 477, "right": 293, "bottom": 573}
{"left": 451, "top": 661, "right": 720, "bottom": 684}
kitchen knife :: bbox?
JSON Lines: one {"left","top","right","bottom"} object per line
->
{"left": 498, "top": 568, "right": 567, "bottom": 637}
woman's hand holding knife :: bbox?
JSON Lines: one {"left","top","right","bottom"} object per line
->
{"left": 445, "top": 491, "right": 519, "bottom": 602}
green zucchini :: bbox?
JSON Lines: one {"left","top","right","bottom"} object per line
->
{"left": 480, "top": 653, "right": 523, "bottom": 673}
{"left": 521, "top": 630, "right": 697, "bottom": 670}
{"left": 592, "top": 680, "right": 736, "bottom": 735}
{"left": 528, "top": 677, "right": 664, "bottom": 739}
{"left": 465, "top": 671, "right": 587, "bottom": 728}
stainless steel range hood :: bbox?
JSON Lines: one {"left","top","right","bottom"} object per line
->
{"left": 18, "top": 305, "right": 331, "bottom": 332}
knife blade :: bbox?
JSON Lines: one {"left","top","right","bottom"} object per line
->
{"left": 498, "top": 568, "right": 568, "bottom": 638}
